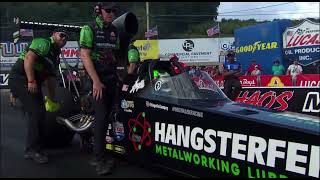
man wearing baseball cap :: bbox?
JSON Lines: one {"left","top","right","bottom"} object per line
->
{"left": 222, "top": 50, "right": 242, "bottom": 101}
{"left": 80, "top": 2, "right": 120, "bottom": 176}
{"left": 8, "top": 27, "right": 69, "bottom": 164}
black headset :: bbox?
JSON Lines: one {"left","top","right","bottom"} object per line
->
{"left": 94, "top": 2, "right": 103, "bottom": 16}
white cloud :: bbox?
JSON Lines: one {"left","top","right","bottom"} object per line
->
{"left": 217, "top": 2, "right": 320, "bottom": 21}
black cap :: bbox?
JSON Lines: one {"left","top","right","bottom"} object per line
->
{"left": 53, "top": 27, "right": 68, "bottom": 34}
{"left": 100, "top": 2, "right": 118, "bottom": 10}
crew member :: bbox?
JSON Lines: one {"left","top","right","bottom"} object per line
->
{"left": 79, "top": 2, "right": 119, "bottom": 176}
{"left": 8, "top": 28, "right": 68, "bottom": 164}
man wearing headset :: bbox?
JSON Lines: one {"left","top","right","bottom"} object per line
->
{"left": 79, "top": 2, "right": 120, "bottom": 176}
{"left": 8, "top": 28, "right": 68, "bottom": 164}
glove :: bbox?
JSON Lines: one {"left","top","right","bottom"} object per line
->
{"left": 45, "top": 96, "right": 61, "bottom": 112}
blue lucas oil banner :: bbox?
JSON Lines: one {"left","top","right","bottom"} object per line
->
{"left": 234, "top": 20, "right": 292, "bottom": 75}
{"left": 283, "top": 19, "right": 320, "bottom": 66}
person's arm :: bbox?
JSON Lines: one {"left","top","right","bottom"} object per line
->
{"left": 127, "top": 63, "right": 137, "bottom": 75}
{"left": 222, "top": 68, "right": 237, "bottom": 78}
{"left": 299, "top": 66, "right": 303, "bottom": 74}
{"left": 80, "top": 25, "right": 105, "bottom": 100}
{"left": 286, "top": 66, "right": 290, "bottom": 75}
{"left": 234, "top": 64, "right": 242, "bottom": 77}
{"left": 24, "top": 51, "right": 37, "bottom": 84}
{"left": 127, "top": 47, "right": 139, "bottom": 74}
{"left": 24, "top": 51, "right": 38, "bottom": 93}
{"left": 80, "top": 48, "right": 105, "bottom": 100}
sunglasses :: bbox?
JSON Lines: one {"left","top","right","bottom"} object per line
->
{"left": 104, "top": 8, "right": 117, "bottom": 13}
{"left": 59, "top": 33, "right": 68, "bottom": 40}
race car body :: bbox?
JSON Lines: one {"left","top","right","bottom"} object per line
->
{"left": 106, "top": 59, "right": 319, "bottom": 178}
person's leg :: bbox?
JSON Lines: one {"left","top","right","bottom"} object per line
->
{"left": 223, "top": 79, "right": 233, "bottom": 100}
{"left": 92, "top": 87, "right": 115, "bottom": 175}
{"left": 9, "top": 76, "right": 48, "bottom": 163}
{"left": 231, "top": 79, "right": 242, "bottom": 101}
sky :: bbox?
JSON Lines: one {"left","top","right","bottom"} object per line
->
{"left": 217, "top": 2, "right": 320, "bottom": 21}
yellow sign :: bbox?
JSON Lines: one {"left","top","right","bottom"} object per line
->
{"left": 267, "top": 76, "right": 285, "bottom": 87}
{"left": 134, "top": 40, "right": 159, "bottom": 61}
{"left": 236, "top": 41, "right": 278, "bottom": 53}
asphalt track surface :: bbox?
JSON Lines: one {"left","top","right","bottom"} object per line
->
{"left": 0, "top": 90, "right": 167, "bottom": 178}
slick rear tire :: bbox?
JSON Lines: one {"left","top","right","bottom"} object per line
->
{"left": 41, "top": 87, "right": 80, "bottom": 148}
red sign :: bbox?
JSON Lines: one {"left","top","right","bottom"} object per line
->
{"left": 60, "top": 48, "right": 80, "bottom": 58}
{"left": 286, "top": 33, "right": 320, "bottom": 48}
{"left": 236, "top": 90, "right": 294, "bottom": 111}
{"left": 260, "top": 75, "right": 292, "bottom": 87}
{"left": 212, "top": 76, "right": 224, "bottom": 88}
{"left": 296, "top": 74, "right": 320, "bottom": 87}
{"left": 239, "top": 75, "right": 258, "bottom": 87}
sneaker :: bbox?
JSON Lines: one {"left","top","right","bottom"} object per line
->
{"left": 96, "top": 161, "right": 112, "bottom": 176}
{"left": 88, "top": 157, "right": 98, "bottom": 166}
{"left": 24, "top": 151, "right": 48, "bottom": 164}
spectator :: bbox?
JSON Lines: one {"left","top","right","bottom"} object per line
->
{"left": 287, "top": 60, "right": 303, "bottom": 77}
{"left": 271, "top": 59, "right": 285, "bottom": 75}
{"left": 246, "top": 59, "right": 261, "bottom": 75}
{"left": 251, "top": 65, "right": 262, "bottom": 76}
{"left": 287, "top": 60, "right": 303, "bottom": 86}
{"left": 222, "top": 50, "right": 242, "bottom": 101}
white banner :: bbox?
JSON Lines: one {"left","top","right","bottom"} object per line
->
{"left": 159, "top": 38, "right": 234, "bottom": 63}
{"left": 0, "top": 41, "right": 82, "bottom": 70}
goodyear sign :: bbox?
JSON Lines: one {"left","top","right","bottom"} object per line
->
{"left": 134, "top": 40, "right": 159, "bottom": 61}
{"left": 283, "top": 19, "right": 320, "bottom": 66}
{"left": 235, "top": 41, "right": 278, "bottom": 53}
{"left": 234, "top": 20, "right": 292, "bottom": 75}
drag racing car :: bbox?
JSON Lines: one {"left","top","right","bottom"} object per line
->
{"left": 14, "top": 16, "right": 319, "bottom": 178}
{"left": 95, "top": 58, "right": 319, "bottom": 178}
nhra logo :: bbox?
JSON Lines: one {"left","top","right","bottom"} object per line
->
{"left": 302, "top": 92, "right": 320, "bottom": 113}
{"left": 182, "top": 40, "right": 194, "bottom": 52}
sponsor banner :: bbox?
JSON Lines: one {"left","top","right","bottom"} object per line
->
{"left": 59, "top": 41, "right": 82, "bottom": 67}
{"left": 236, "top": 87, "right": 319, "bottom": 117}
{"left": 134, "top": 40, "right": 159, "bottom": 61}
{"left": 211, "top": 76, "right": 257, "bottom": 88}
{"left": 0, "top": 42, "right": 29, "bottom": 70}
{"left": 283, "top": 19, "right": 320, "bottom": 66}
{"left": 296, "top": 74, "right": 320, "bottom": 87}
{"left": 260, "top": 75, "right": 292, "bottom": 87}
{"left": 1, "top": 41, "right": 82, "bottom": 70}
{"left": 239, "top": 75, "right": 258, "bottom": 87}
{"left": 0, "top": 71, "right": 10, "bottom": 89}
{"left": 234, "top": 20, "right": 292, "bottom": 75}
{"left": 159, "top": 38, "right": 234, "bottom": 63}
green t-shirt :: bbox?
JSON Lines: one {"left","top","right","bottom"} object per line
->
{"left": 128, "top": 44, "right": 140, "bottom": 63}
{"left": 79, "top": 16, "right": 120, "bottom": 61}
{"left": 19, "top": 37, "right": 56, "bottom": 72}
{"left": 13, "top": 37, "right": 60, "bottom": 81}
{"left": 272, "top": 65, "right": 285, "bottom": 75}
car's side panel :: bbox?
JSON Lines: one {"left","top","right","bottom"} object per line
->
{"left": 117, "top": 98, "right": 319, "bottom": 178}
